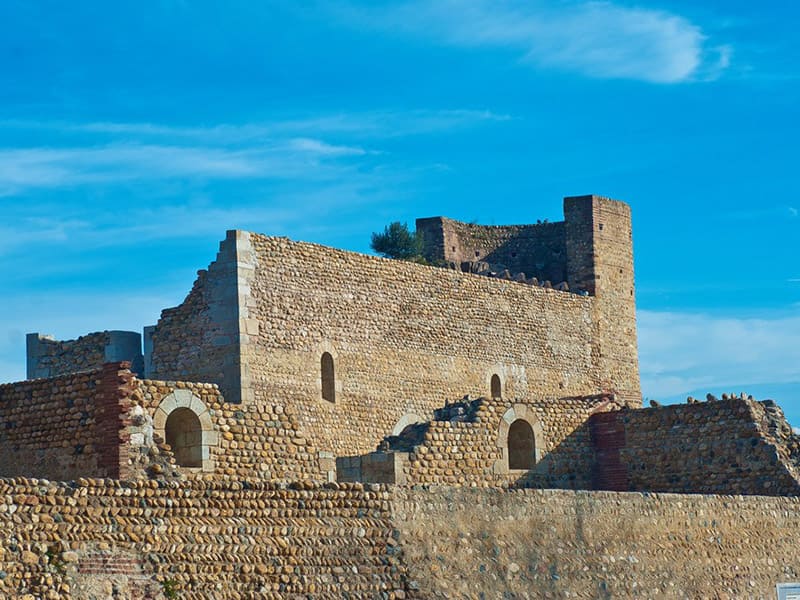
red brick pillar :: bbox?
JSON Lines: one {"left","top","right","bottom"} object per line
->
{"left": 95, "top": 362, "right": 136, "bottom": 479}
{"left": 589, "top": 411, "right": 629, "bottom": 491}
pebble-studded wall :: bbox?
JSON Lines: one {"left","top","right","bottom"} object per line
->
{"left": 147, "top": 196, "right": 641, "bottom": 465}
{"left": 2, "top": 479, "right": 799, "bottom": 599}
{"left": 0, "top": 364, "right": 133, "bottom": 481}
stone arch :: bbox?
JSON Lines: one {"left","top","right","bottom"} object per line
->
{"left": 153, "top": 390, "right": 217, "bottom": 472}
{"left": 490, "top": 374, "right": 502, "bottom": 398}
{"left": 391, "top": 413, "right": 425, "bottom": 436}
{"left": 494, "top": 403, "right": 545, "bottom": 474}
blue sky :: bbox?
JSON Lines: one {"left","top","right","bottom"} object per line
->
{"left": 1, "top": 1, "right": 798, "bottom": 423}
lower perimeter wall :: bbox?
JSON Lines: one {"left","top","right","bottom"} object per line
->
{"left": 0, "top": 478, "right": 405, "bottom": 599}
{"left": 2, "top": 478, "right": 800, "bottom": 599}
{"left": 394, "top": 487, "right": 800, "bottom": 599}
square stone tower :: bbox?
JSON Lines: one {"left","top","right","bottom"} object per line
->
{"left": 564, "top": 195, "right": 639, "bottom": 405}
{"left": 417, "top": 195, "right": 640, "bottom": 405}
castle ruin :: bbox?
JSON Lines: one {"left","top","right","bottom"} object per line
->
{"left": 2, "top": 194, "right": 800, "bottom": 598}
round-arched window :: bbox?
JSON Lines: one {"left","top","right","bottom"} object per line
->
{"left": 321, "top": 352, "right": 335, "bottom": 403}
{"left": 490, "top": 374, "right": 502, "bottom": 398}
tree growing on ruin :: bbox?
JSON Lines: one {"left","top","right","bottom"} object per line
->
{"left": 370, "top": 221, "right": 424, "bottom": 261}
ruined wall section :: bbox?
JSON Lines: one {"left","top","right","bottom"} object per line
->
{"left": 416, "top": 217, "right": 567, "bottom": 283}
{"left": 0, "top": 478, "right": 406, "bottom": 599}
{"left": 394, "top": 487, "right": 800, "bottom": 599}
{"left": 0, "top": 363, "right": 134, "bottom": 481}
{"left": 245, "top": 234, "right": 605, "bottom": 461}
{"left": 26, "top": 331, "right": 143, "bottom": 379}
{"left": 601, "top": 399, "right": 800, "bottom": 495}
{"left": 148, "top": 231, "right": 250, "bottom": 403}
{"left": 565, "top": 196, "right": 640, "bottom": 405}
{"left": 133, "top": 377, "right": 322, "bottom": 481}
{"left": 394, "top": 396, "right": 612, "bottom": 488}
{"left": 338, "top": 395, "right": 614, "bottom": 488}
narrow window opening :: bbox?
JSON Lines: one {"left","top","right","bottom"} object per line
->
{"left": 321, "top": 352, "right": 336, "bottom": 403}
{"left": 475, "top": 250, "right": 480, "bottom": 257}
{"left": 452, "top": 246, "right": 456, "bottom": 252}
{"left": 490, "top": 374, "right": 502, "bottom": 398}
{"left": 599, "top": 223, "right": 604, "bottom": 231}
{"left": 165, "top": 408, "right": 203, "bottom": 468}
{"left": 508, "top": 419, "right": 535, "bottom": 470}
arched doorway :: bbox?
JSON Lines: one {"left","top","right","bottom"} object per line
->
{"left": 507, "top": 419, "right": 535, "bottom": 470}
{"left": 165, "top": 407, "right": 203, "bottom": 467}
{"left": 490, "top": 374, "right": 502, "bottom": 398}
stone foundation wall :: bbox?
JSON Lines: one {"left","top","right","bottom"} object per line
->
{"left": 0, "top": 478, "right": 406, "bottom": 599}
{"left": 394, "top": 486, "right": 800, "bottom": 599}
{"left": 2, "top": 479, "right": 800, "bottom": 599}
{"left": 0, "top": 364, "right": 134, "bottom": 481}
{"left": 602, "top": 399, "right": 800, "bottom": 495}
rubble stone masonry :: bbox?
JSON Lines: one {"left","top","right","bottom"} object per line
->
{"left": 27, "top": 331, "right": 143, "bottom": 379}
{"left": 0, "top": 364, "right": 135, "bottom": 481}
{"left": 148, "top": 196, "right": 640, "bottom": 468}
{"left": 1, "top": 478, "right": 799, "bottom": 599}
{"left": 601, "top": 398, "right": 800, "bottom": 496}
{"left": 0, "top": 478, "right": 406, "bottom": 599}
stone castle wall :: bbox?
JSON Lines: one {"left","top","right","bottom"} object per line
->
{"left": 27, "top": 331, "right": 143, "bottom": 379}
{"left": 146, "top": 196, "right": 640, "bottom": 468}
{"left": 243, "top": 233, "right": 611, "bottom": 463}
{"left": 0, "top": 364, "right": 135, "bottom": 481}
{"left": 148, "top": 233, "right": 249, "bottom": 403}
{"left": 393, "top": 486, "right": 800, "bottom": 599}
{"left": 2, "top": 478, "right": 799, "bottom": 599}
{"left": 599, "top": 398, "right": 800, "bottom": 496}
{"left": 0, "top": 478, "right": 405, "bottom": 599}
{"left": 564, "top": 197, "right": 640, "bottom": 405}
{"left": 416, "top": 196, "right": 641, "bottom": 405}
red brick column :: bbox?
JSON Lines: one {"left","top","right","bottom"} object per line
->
{"left": 95, "top": 362, "right": 136, "bottom": 479}
{"left": 589, "top": 411, "right": 629, "bottom": 491}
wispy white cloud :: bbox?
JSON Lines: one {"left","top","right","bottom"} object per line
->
{"left": 638, "top": 309, "right": 800, "bottom": 398}
{"left": 331, "top": 0, "right": 730, "bottom": 83}
{"left": 0, "top": 109, "right": 511, "bottom": 142}
{"left": 0, "top": 109, "right": 510, "bottom": 196}
{"left": 0, "top": 140, "right": 368, "bottom": 196}
{"left": 287, "top": 137, "right": 368, "bottom": 156}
